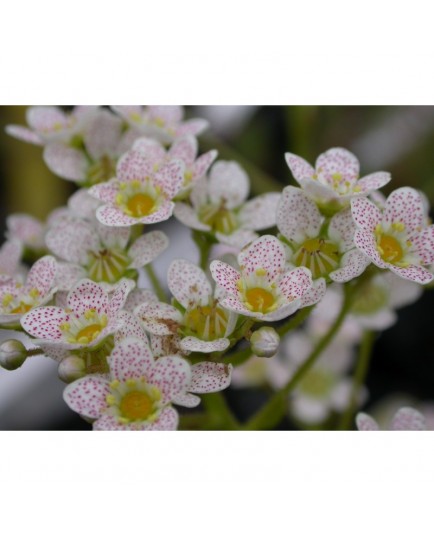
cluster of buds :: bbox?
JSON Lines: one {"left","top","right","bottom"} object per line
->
{"left": 1, "top": 105, "right": 433, "bottom": 431}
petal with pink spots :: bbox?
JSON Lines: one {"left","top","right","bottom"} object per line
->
{"left": 210, "top": 260, "right": 240, "bottom": 296}
{"left": 208, "top": 161, "right": 250, "bottom": 209}
{"left": 128, "top": 231, "right": 169, "bottom": 269}
{"left": 238, "top": 235, "right": 285, "bottom": 281}
{"left": 190, "top": 362, "right": 233, "bottom": 393}
{"left": 21, "top": 306, "right": 69, "bottom": 340}
{"left": 278, "top": 267, "right": 312, "bottom": 300}
{"left": 284, "top": 153, "right": 315, "bottom": 183}
{"left": 383, "top": 187, "right": 425, "bottom": 233}
{"left": 63, "top": 375, "right": 110, "bottom": 420}
{"left": 108, "top": 338, "right": 154, "bottom": 381}
{"left": 135, "top": 302, "right": 182, "bottom": 336}
{"left": 148, "top": 355, "right": 191, "bottom": 404}
{"left": 277, "top": 186, "right": 322, "bottom": 243}
{"left": 168, "top": 259, "right": 212, "bottom": 308}
{"left": 239, "top": 192, "right": 281, "bottom": 231}
{"left": 68, "top": 279, "right": 109, "bottom": 316}
{"left": 43, "top": 143, "right": 88, "bottom": 182}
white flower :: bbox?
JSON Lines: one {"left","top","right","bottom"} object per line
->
{"left": 356, "top": 407, "right": 426, "bottom": 431}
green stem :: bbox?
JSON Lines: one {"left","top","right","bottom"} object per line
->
{"left": 337, "top": 330, "right": 375, "bottom": 431}
{"left": 201, "top": 392, "right": 239, "bottom": 430}
{"left": 145, "top": 264, "right": 166, "bottom": 302}
{"left": 242, "top": 284, "right": 356, "bottom": 430}
{"left": 27, "top": 348, "right": 45, "bottom": 357}
{"left": 192, "top": 230, "right": 212, "bottom": 271}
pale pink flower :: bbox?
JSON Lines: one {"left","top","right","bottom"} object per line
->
{"left": 111, "top": 105, "right": 209, "bottom": 145}
{"left": 63, "top": 337, "right": 191, "bottom": 430}
{"left": 0, "top": 240, "right": 23, "bottom": 283}
{"left": 89, "top": 145, "right": 185, "bottom": 227}
{"left": 21, "top": 278, "right": 134, "bottom": 351}
{"left": 132, "top": 135, "right": 217, "bottom": 196}
{"left": 45, "top": 214, "right": 168, "bottom": 287}
{"left": 174, "top": 161, "right": 281, "bottom": 249}
{"left": 0, "top": 256, "right": 57, "bottom": 326}
{"left": 5, "top": 106, "right": 98, "bottom": 146}
{"left": 351, "top": 187, "right": 434, "bottom": 284}
{"left": 6, "top": 214, "right": 46, "bottom": 251}
{"left": 135, "top": 259, "right": 237, "bottom": 353}
{"left": 285, "top": 147, "right": 390, "bottom": 212}
{"left": 210, "top": 235, "right": 312, "bottom": 321}
{"left": 277, "top": 186, "right": 370, "bottom": 283}
{"left": 356, "top": 407, "right": 426, "bottom": 431}
{"left": 43, "top": 108, "right": 141, "bottom": 185}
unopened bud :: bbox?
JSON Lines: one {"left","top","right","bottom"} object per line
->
{"left": 250, "top": 327, "right": 280, "bottom": 358}
{"left": 58, "top": 356, "right": 86, "bottom": 383}
{"left": 0, "top": 339, "right": 28, "bottom": 370}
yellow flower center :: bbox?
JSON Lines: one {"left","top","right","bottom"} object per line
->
{"left": 119, "top": 391, "right": 154, "bottom": 421}
{"left": 10, "top": 302, "right": 32, "bottom": 314}
{"left": 126, "top": 193, "right": 155, "bottom": 217}
{"left": 377, "top": 234, "right": 403, "bottom": 264}
{"left": 245, "top": 287, "right": 275, "bottom": 313}
{"left": 76, "top": 324, "right": 102, "bottom": 344}
{"left": 86, "top": 155, "right": 116, "bottom": 186}
{"left": 294, "top": 237, "right": 340, "bottom": 279}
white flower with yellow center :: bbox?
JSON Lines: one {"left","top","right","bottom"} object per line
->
{"left": 0, "top": 256, "right": 57, "bottom": 327}
{"left": 21, "top": 278, "right": 134, "bottom": 351}
{"left": 285, "top": 147, "right": 391, "bottom": 214}
{"left": 135, "top": 259, "right": 237, "bottom": 353}
{"left": 351, "top": 187, "right": 434, "bottom": 284}
{"left": 277, "top": 186, "right": 371, "bottom": 284}
{"left": 89, "top": 145, "right": 185, "bottom": 227}
{"left": 46, "top": 214, "right": 168, "bottom": 288}
{"left": 63, "top": 337, "right": 191, "bottom": 430}
{"left": 6, "top": 106, "right": 98, "bottom": 146}
{"left": 210, "top": 235, "right": 313, "bottom": 321}
{"left": 174, "top": 161, "right": 281, "bottom": 249}
{"left": 111, "top": 105, "right": 209, "bottom": 145}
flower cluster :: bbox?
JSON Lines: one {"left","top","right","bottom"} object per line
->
{"left": 1, "top": 106, "right": 433, "bottom": 432}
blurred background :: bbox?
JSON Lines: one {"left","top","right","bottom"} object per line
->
{"left": 1, "top": 105, "right": 434, "bottom": 430}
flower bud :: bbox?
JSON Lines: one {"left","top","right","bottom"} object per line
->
{"left": 0, "top": 339, "right": 28, "bottom": 370}
{"left": 250, "top": 327, "right": 280, "bottom": 358}
{"left": 58, "top": 356, "right": 86, "bottom": 383}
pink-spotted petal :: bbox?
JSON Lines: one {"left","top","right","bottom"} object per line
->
{"left": 410, "top": 225, "right": 434, "bottom": 264}
{"left": 148, "top": 355, "right": 191, "bottom": 404}
{"left": 138, "top": 201, "right": 175, "bottom": 225}
{"left": 5, "top": 124, "right": 43, "bottom": 145}
{"left": 278, "top": 267, "right": 312, "bottom": 300}
{"left": 0, "top": 240, "right": 22, "bottom": 277}
{"left": 25, "top": 256, "right": 57, "bottom": 296}
{"left": 55, "top": 262, "right": 86, "bottom": 291}
{"left": 260, "top": 300, "right": 303, "bottom": 322}
{"left": 116, "top": 147, "right": 154, "bottom": 182}
{"left": 68, "top": 279, "right": 108, "bottom": 316}
{"left": 6, "top": 214, "right": 44, "bottom": 248}
{"left": 190, "top": 362, "right": 233, "bottom": 393}
{"left": 63, "top": 375, "right": 110, "bottom": 420}
{"left": 153, "top": 159, "right": 184, "bottom": 198}
{"left": 215, "top": 229, "right": 258, "bottom": 249}
{"left": 356, "top": 171, "right": 391, "bottom": 193}
{"left": 133, "top": 137, "right": 166, "bottom": 163}
{"left": 111, "top": 105, "right": 142, "bottom": 122}
{"left": 210, "top": 260, "right": 240, "bottom": 296}
{"left": 46, "top": 217, "right": 99, "bottom": 264}
{"left": 93, "top": 413, "right": 145, "bottom": 431}
{"left": 148, "top": 105, "right": 183, "bottom": 123}
{"left": 135, "top": 302, "right": 182, "bottom": 336}
{"left": 27, "top": 106, "right": 66, "bottom": 132}
{"left": 68, "top": 188, "right": 101, "bottom": 219}
{"left": 124, "top": 288, "right": 158, "bottom": 312}
{"left": 208, "top": 161, "right": 250, "bottom": 209}
{"left": 146, "top": 406, "right": 179, "bottom": 430}
{"left": 83, "top": 109, "right": 123, "bottom": 161}
{"left": 328, "top": 208, "right": 357, "bottom": 251}
{"left": 179, "top": 336, "right": 230, "bottom": 354}
{"left": 218, "top": 295, "right": 256, "bottom": 318}
{"left": 169, "top": 135, "right": 197, "bottom": 164}
{"left": 388, "top": 264, "right": 433, "bottom": 284}
{"left": 316, "top": 147, "right": 359, "bottom": 184}
{"left": 21, "top": 306, "right": 70, "bottom": 341}
{"left": 356, "top": 412, "right": 380, "bottom": 431}
{"left": 96, "top": 204, "right": 143, "bottom": 227}
{"left": 277, "top": 186, "right": 322, "bottom": 242}
{"left": 43, "top": 143, "right": 88, "bottom": 181}
{"left": 172, "top": 393, "right": 201, "bottom": 408}
{"left": 391, "top": 407, "right": 426, "bottom": 431}
{"left": 168, "top": 259, "right": 212, "bottom": 308}
{"left": 108, "top": 278, "right": 135, "bottom": 316}
{"left": 192, "top": 149, "right": 218, "bottom": 181}
{"left": 128, "top": 231, "right": 169, "bottom": 269}
{"left": 329, "top": 249, "right": 370, "bottom": 283}
{"left": 238, "top": 235, "right": 285, "bottom": 281}
{"left": 297, "top": 177, "right": 337, "bottom": 202}
{"left": 115, "top": 311, "right": 148, "bottom": 342}
{"left": 301, "top": 278, "right": 327, "bottom": 307}
{"left": 88, "top": 180, "right": 119, "bottom": 204}
{"left": 108, "top": 337, "right": 154, "bottom": 381}
{"left": 353, "top": 229, "right": 387, "bottom": 268}
{"left": 239, "top": 192, "right": 281, "bottom": 231}
{"left": 383, "top": 187, "right": 425, "bottom": 233}
{"left": 285, "top": 152, "right": 315, "bottom": 183}
{"left": 173, "top": 202, "right": 211, "bottom": 231}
